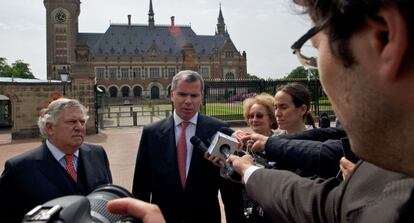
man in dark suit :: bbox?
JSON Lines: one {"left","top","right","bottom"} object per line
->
{"left": 132, "top": 70, "right": 243, "bottom": 223}
{"left": 226, "top": 0, "right": 414, "bottom": 222}
{"left": 0, "top": 98, "right": 112, "bottom": 223}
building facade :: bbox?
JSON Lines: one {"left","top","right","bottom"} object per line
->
{"left": 44, "top": 0, "right": 247, "bottom": 102}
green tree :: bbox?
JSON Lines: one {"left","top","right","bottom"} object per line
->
{"left": 0, "top": 57, "right": 12, "bottom": 77}
{"left": 246, "top": 73, "right": 261, "bottom": 80}
{"left": 0, "top": 57, "right": 35, "bottom": 79}
{"left": 12, "top": 60, "right": 35, "bottom": 78}
{"left": 284, "top": 66, "right": 319, "bottom": 79}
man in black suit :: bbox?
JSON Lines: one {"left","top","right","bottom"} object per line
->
{"left": 0, "top": 98, "right": 112, "bottom": 223}
{"left": 132, "top": 70, "right": 243, "bottom": 223}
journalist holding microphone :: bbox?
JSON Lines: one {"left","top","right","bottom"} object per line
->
{"left": 226, "top": 0, "right": 414, "bottom": 222}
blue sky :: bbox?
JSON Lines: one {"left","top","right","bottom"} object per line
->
{"left": 0, "top": 0, "right": 312, "bottom": 80}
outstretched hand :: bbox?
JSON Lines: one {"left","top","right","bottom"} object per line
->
{"left": 227, "top": 154, "right": 255, "bottom": 178}
{"left": 241, "top": 133, "right": 269, "bottom": 153}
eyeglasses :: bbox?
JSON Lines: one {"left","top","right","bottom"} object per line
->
{"left": 291, "top": 26, "right": 323, "bottom": 69}
{"left": 248, "top": 112, "right": 268, "bottom": 119}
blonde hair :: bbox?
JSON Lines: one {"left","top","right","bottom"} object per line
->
{"left": 243, "top": 93, "right": 278, "bottom": 129}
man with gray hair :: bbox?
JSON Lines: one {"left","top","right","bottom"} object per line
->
{"left": 0, "top": 98, "right": 112, "bottom": 223}
{"left": 132, "top": 70, "right": 244, "bottom": 223}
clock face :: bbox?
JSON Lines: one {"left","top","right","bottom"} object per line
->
{"left": 55, "top": 10, "right": 67, "bottom": 23}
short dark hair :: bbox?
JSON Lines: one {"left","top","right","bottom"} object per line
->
{"left": 171, "top": 70, "right": 204, "bottom": 93}
{"left": 292, "top": 0, "right": 414, "bottom": 67}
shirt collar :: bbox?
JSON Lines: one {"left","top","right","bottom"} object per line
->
{"left": 46, "top": 139, "right": 79, "bottom": 161}
{"left": 173, "top": 110, "right": 198, "bottom": 127}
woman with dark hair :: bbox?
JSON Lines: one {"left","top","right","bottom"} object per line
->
{"left": 274, "top": 82, "right": 315, "bottom": 134}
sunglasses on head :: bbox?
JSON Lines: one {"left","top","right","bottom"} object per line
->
{"left": 248, "top": 112, "right": 268, "bottom": 119}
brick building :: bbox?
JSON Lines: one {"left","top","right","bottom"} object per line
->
{"left": 44, "top": 0, "right": 247, "bottom": 102}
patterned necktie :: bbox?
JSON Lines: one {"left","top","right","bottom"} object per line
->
{"left": 177, "top": 121, "right": 189, "bottom": 188}
{"left": 65, "top": 154, "right": 77, "bottom": 182}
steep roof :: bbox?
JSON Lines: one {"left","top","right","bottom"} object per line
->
{"left": 77, "top": 24, "right": 229, "bottom": 57}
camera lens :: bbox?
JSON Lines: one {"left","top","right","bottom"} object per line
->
{"left": 87, "top": 184, "right": 134, "bottom": 223}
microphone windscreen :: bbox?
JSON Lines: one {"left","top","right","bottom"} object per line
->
{"left": 219, "top": 127, "right": 235, "bottom": 136}
{"left": 190, "top": 136, "right": 208, "bottom": 152}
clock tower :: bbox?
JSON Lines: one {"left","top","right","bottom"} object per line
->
{"left": 44, "top": 0, "right": 80, "bottom": 80}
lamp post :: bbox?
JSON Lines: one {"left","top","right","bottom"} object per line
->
{"left": 60, "top": 73, "right": 69, "bottom": 96}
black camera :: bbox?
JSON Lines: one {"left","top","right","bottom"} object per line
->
{"left": 22, "top": 184, "right": 141, "bottom": 223}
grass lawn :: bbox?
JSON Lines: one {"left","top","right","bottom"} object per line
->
{"left": 107, "top": 99, "right": 332, "bottom": 118}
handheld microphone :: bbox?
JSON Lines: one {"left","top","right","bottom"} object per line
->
{"left": 218, "top": 127, "right": 235, "bottom": 137}
{"left": 190, "top": 136, "right": 209, "bottom": 152}
{"left": 190, "top": 136, "right": 241, "bottom": 183}
{"left": 219, "top": 127, "right": 272, "bottom": 168}
{"left": 207, "top": 131, "right": 239, "bottom": 161}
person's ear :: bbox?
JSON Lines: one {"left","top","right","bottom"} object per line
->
{"left": 299, "top": 104, "right": 307, "bottom": 116}
{"left": 45, "top": 122, "right": 54, "bottom": 136}
{"left": 366, "top": 5, "right": 408, "bottom": 81}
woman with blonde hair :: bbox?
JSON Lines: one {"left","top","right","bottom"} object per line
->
{"left": 241, "top": 93, "right": 278, "bottom": 137}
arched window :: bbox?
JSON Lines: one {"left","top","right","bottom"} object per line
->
{"left": 109, "top": 86, "right": 118, "bottom": 97}
{"left": 167, "top": 86, "right": 172, "bottom": 97}
{"left": 225, "top": 72, "right": 235, "bottom": 79}
{"left": 151, "top": 86, "right": 160, "bottom": 99}
{"left": 121, "top": 86, "right": 130, "bottom": 97}
{"left": 133, "top": 86, "right": 142, "bottom": 97}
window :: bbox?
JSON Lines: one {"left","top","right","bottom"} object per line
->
{"left": 150, "top": 67, "right": 160, "bottom": 78}
{"left": 96, "top": 68, "right": 105, "bottom": 79}
{"left": 199, "top": 67, "right": 209, "bottom": 78}
{"left": 133, "top": 86, "right": 142, "bottom": 97}
{"left": 225, "top": 72, "right": 235, "bottom": 79}
{"left": 168, "top": 68, "right": 176, "bottom": 79}
{"left": 121, "top": 86, "right": 130, "bottom": 97}
{"left": 133, "top": 68, "right": 141, "bottom": 79}
{"left": 225, "top": 51, "right": 234, "bottom": 58}
{"left": 109, "top": 68, "right": 117, "bottom": 80}
{"left": 109, "top": 86, "right": 118, "bottom": 97}
{"left": 121, "top": 68, "right": 129, "bottom": 80}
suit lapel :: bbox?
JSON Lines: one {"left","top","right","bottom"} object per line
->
{"left": 36, "top": 144, "right": 77, "bottom": 194}
{"left": 187, "top": 115, "right": 210, "bottom": 185}
{"left": 158, "top": 116, "right": 178, "bottom": 166}
{"left": 78, "top": 144, "right": 96, "bottom": 192}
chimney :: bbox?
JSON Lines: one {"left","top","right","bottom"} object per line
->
{"left": 170, "top": 16, "right": 175, "bottom": 27}
{"left": 128, "top": 14, "right": 131, "bottom": 28}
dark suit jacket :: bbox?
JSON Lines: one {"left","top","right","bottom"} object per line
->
{"left": 132, "top": 115, "right": 244, "bottom": 223}
{"left": 265, "top": 136, "right": 343, "bottom": 178}
{"left": 0, "top": 142, "right": 112, "bottom": 223}
{"left": 246, "top": 161, "right": 414, "bottom": 222}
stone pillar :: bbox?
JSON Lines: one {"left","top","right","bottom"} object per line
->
{"left": 70, "top": 42, "right": 98, "bottom": 134}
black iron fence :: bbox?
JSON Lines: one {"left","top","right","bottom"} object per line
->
{"left": 203, "top": 78, "right": 333, "bottom": 122}
{"left": 98, "top": 78, "right": 333, "bottom": 128}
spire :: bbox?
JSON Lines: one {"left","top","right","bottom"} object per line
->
{"left": 216, "top": 3, "right": 226, "bottom": 35}
{"left": 218, "top": 3, "right": 224, "bottom": 24}
{"left": 148, "top": 0, "right": 155, "bottom": 28}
